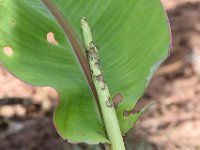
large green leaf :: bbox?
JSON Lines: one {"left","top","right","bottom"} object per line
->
{"left": 0, "top": 0, "right": 170, "bottom": 144}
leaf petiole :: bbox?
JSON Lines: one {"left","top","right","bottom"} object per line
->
{"left": 81, "top": 17, "right": 126, "bottom": 150}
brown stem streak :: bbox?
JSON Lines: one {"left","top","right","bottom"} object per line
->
{"left": 42, "top": 0, "right": 100, "bottom": 109}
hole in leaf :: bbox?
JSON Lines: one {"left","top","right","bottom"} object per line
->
{"left": 3, "top": 47, "right": 13, "bottom": 57}
{"left": 123, "top": 99, "right": 156, "bottom": 117}
{"left": 47, "top": 32, "right": 58, "bottom": 46}
{"left": 113, "top": 93, "right": 123, "bottom": 107}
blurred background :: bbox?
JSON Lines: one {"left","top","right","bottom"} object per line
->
{"left": 0, "top": 0, "right": 200, "bottom": 150}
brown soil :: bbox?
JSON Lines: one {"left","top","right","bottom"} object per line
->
{"left": 0, "top": 1, "right": 200, "bottom": 150}
{"left": 135, "top": 1, "right": 200, "bottom": 150}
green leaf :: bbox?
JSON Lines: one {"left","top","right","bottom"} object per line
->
{"left": 0, "top": 0, "right": 170, "bottom": 143}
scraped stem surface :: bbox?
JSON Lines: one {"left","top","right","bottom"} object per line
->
{"left": 81, "top": 17, "right": 126, "bottom": 150}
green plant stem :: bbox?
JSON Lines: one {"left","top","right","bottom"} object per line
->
{"left": 81, "top": 17, "right": 126, "bottom": 150}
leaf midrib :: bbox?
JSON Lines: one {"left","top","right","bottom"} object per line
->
{"left": 42, "top": 0, "right": 103, "bottom": 113}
